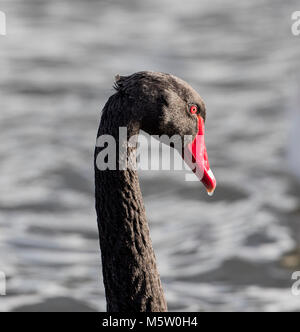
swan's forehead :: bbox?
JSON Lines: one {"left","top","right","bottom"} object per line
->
{"left": 168, "top": 74, "right": 205, "bottom": 106}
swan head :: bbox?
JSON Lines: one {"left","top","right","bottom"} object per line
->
{"left": 114, "top": 71, "right": 216, "bottom": 195}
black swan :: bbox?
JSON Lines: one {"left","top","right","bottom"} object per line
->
{"left": 94, "top": 71, "right": 216, "bottom": 312}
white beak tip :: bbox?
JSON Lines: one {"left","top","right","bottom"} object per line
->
{"left": 207, "top": 189, "right": 215, "bottom": 197}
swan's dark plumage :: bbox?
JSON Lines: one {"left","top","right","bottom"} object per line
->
{"left": 95, "top": 71, "right": 207, "bottom": 312}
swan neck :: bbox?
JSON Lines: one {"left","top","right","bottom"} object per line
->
{"left": 95, "top": 95, "right": 167, "bottom": 312}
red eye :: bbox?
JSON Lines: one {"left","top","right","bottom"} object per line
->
{"left": 190, "top": 105, "right": 197, "bottom": 114}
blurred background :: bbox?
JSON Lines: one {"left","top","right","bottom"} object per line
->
{"left": 0, "top": 0, "right": 300, "bottom": 312}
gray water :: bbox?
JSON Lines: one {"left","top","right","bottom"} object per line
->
{"left": 0, "top": 0, "right": 300, "bottom": 312}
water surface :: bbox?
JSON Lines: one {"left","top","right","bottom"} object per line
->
{"left": 0, "top": 0, "right": 300, "bottom": 312}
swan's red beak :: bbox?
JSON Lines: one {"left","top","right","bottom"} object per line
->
{"left": 182, "top": 116, "right": 217, "bottom": 196}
